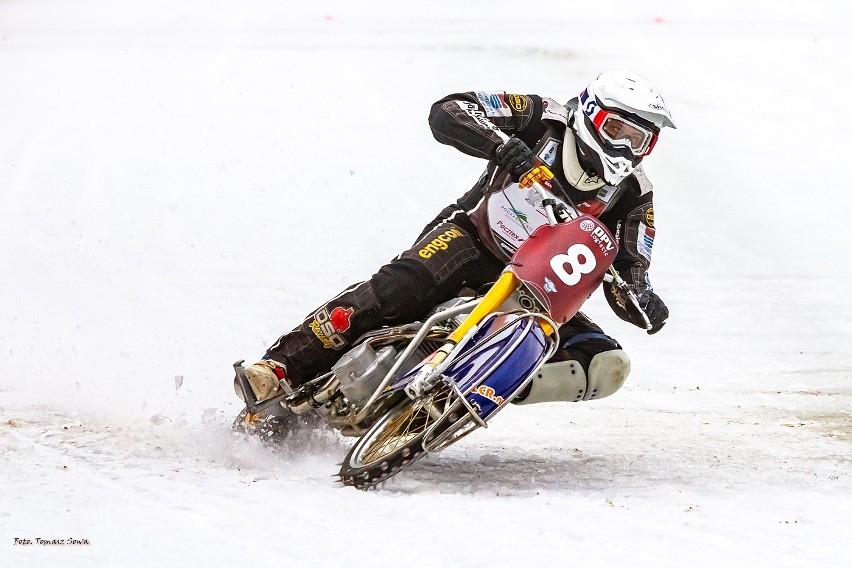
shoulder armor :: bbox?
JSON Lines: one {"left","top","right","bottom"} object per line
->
{"left": 541, "top": 97, "right": 569, "bottom": 125}
{"left": 632, "top": 164, "right": 654, "bottom": 195}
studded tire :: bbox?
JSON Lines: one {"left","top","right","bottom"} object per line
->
{"left": 339, "top": 386, "right": 463, "bottom": 490}
{"left": 232, "top": 408, "right": 323, "bottom": 445}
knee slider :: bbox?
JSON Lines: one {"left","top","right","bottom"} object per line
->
{"left": 586, "top": 349, "right": 631, "bottom": 400}
{"left": 513, "top": 360, "right": 587, "bottom": 405}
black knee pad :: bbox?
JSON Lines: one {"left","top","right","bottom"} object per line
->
{"left": 550, "top": 331, "right": 622, "bottom": 373}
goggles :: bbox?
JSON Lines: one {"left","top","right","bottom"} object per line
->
{"left": 589, "top": 106, "right": 658, "bottom": 156}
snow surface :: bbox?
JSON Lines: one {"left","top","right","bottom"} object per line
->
{"left": 1, "top": 0, "right": 850, "bottom": 566}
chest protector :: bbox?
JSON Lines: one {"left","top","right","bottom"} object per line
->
{"left": 471, "top": 102, "right": 626, "bottom": 261}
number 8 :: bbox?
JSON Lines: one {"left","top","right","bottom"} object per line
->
{"left": 550, "top": 244, "right": 596, "bottom": 286}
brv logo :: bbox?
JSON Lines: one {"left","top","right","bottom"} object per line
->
{"left": 591, "top": 226, "right": 615, "bottom": 256}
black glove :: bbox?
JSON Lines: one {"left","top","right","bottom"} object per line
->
{"left": 642, "top": 292, "right": 669, "bottom": 335}
{"left": 495, "top": 137, "right": 535, "bottom": 181}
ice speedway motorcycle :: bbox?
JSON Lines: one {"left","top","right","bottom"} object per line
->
{"left": 232, "top": 152, "right": 651, "bottom": 490}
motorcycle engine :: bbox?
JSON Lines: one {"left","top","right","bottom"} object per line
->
{"left": 331, "top": 342, "right": 397, "bottom": 408}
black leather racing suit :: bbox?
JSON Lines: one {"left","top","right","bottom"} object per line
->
{"left": 265, "top": 91, "right": 660, "bottom": 385}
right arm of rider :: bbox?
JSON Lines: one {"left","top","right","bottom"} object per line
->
{"left": 428, "top": 92, "right": 541, "bottom": 160}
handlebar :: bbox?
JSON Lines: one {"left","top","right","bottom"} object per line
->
{"left": 494, "top": 130, "right": 653, "bottom": 331}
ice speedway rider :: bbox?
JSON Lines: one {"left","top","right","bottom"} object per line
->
{"left": 240, "top": 70, "right": 676, "bottom": 410}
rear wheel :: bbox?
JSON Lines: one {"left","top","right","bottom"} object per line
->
{"left": 339, "top": 385, "right": 476, "bottom": 489}
{"left": 232, "top": 409, "right": 323, "bottom": 445}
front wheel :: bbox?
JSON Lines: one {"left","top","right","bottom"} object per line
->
{"left": 339, "top": 385, "right": 471, "bottom": 490}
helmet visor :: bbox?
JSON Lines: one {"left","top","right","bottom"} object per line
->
{"left": 594, "top": 109, "right": 657, "bottom": 156}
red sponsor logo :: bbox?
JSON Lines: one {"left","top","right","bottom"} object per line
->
{"left": 310, "top": 306, "right": 355, "bottom": 350}
{"left": 329, "top": 306, "right": 353, "bottom": 332}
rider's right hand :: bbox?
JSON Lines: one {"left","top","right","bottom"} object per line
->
{"left": 495, "top": 136, "right": 536, "bottom": 181}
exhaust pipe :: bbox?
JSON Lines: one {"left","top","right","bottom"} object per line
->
{"left": 286, "top": 376, "right": 340, "bottom": 415}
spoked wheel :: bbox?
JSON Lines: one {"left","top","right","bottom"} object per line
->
{"left": 339, "top": 385, "right": 475, "bottom": 490}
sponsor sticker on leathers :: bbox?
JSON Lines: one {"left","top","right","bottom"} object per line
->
{"left": 310, "top": 306, "right": 354, "bottom": 349}
{"left": 508, "top": 94, "right": 529, "bottom": 112}
{"left": 537, "top": 138, "right": 560, "bottom": 166}
{"left": 475, "top": 91, "right": 512, "bottom": 117}
{"left": 418, "top": 227, "right": 465, "bottom": 259}
{"left": 637, "top": 222, "right": 655, "bottom": 261}
{"left": 595, "top": 184, "right": 617, "bottom": 204}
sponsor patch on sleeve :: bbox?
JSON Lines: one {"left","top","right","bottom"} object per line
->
{"left": 636, "top": 222, "right": 655, "bottom": 261}
{"left": 507, "top": 94, "right": 529, "bottom": 112}
{"left": 595, "top": 184, "right": 617, "bottom": 204}
{"left": 475, "top": 91, "right": 512, "bottom": 118}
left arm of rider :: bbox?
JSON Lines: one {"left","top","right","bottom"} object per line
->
{"left": 600, "top": 182, "right": 660, "bottom": 325}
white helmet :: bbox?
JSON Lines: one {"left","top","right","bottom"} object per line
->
{"left": 573, "top": 70, "right": 676, "bottom": 185}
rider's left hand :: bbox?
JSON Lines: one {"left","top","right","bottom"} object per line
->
{"left": 642, "top": 292, "right": 669, "bottom": 335}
